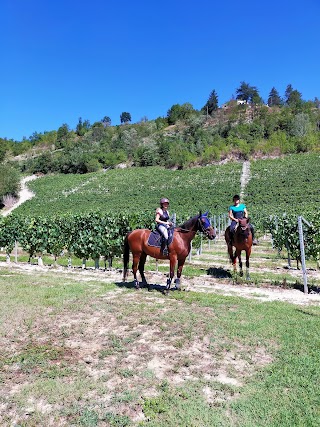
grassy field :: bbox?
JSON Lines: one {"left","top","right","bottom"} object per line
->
{"left": 0, "top": 263, "right": 320, "bottom": 426}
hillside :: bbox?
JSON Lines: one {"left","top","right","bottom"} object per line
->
{"left": 9, "top": 153, "right": 320, "bottom": 225}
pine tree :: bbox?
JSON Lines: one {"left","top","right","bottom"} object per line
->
{"left": 268, "top": 87, "right": 282, "bottom": 106}
{"left": 202, "top": 89, "right": 219, "bottom": 116}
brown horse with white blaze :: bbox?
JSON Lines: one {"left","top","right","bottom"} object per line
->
{"left": 123, "top": 212, "right": 216, "bottom": 290}
{"left": 225, "top": 217, "right": 253, "bottom": 279}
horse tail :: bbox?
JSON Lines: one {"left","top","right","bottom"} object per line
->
{"left": 123, "top": 232, "right": 131, "bottom": 282}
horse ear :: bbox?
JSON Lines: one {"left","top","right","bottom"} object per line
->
{"left": 199, "top": 210, "right": 202, "bottom": 217}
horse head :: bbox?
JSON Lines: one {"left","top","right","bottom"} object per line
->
{"left": 199, "top": 212, "right": 216, "bottom": 240}
{"left": 238, "top": 218, "right": 250, "bottom": 237}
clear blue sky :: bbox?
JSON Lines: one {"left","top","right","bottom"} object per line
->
{"left": 1, "top": 0, "right": 319, "bottom": 141}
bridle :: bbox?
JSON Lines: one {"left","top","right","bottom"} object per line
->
{"left": 237, "top": 218, "right": 250, "bottom": 236}
{"left": 198, "top": 217, "right": 213, "bottom": 237}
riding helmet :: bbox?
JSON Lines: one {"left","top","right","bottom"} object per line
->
{"left": 160, "top": 197, "right": 169, "bottom": 206}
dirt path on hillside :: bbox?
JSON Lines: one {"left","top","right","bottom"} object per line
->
{"left": 240, "top": 160, "right": 251, "bottom": 199}
{"left": 1, "top": 175, "right": 38, "bottom": 217}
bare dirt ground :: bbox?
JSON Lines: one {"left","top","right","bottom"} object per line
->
{"left": 2, "top": 259, "right": 320, "bottom": 306}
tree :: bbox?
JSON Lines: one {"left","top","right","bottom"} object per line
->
{"left": 28, "top": 131, "right": 42, "bottom": 144}
{"left": 0, "top": 165, "right": 20, "bottom": 200}
{"left": 167, "top": 103, "right": 195, "bottom": 125}
{"left": 202, "top": 89, "right": 219, "bottom": 116}
{"left": 0, "top": 138, "right": 9, "bottom": 162}
{"left": 120, "top": 112, "right": 131, "bottom": 124}
{"left": 251, "top": 89, "right": 264, "bottom": 105}
{"left": 56, "top": 123, "right": 70, "bottom": 148}
{"left": 284, "top": 84, "right": 293, "bottom": 104}
{"left": 76, "top": 117, "right": 91, "bottom": 136}
{"left": 313, "top": 97, "right": 320, "bottom": 109}
{"left": 268, "top": 87, "right": 282, "bottom": 107}
{"left": 101, "top": 116, "right": 111, "bottom": 127}
{"left": 287, "top": 90, "right": 303, "bottom": 108}
{"left": 236, "top": 81, "right": 259, "bottom": 103}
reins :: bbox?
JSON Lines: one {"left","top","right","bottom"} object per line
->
{"left": 177, "top": 218, "right": 210, "bottom": 236}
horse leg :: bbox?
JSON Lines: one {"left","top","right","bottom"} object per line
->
{"left": 238, "top": 251, "right": 243, "bottom": 277}
{"left": 138, "top": 252, "right": 148, "bottom": 288}
{"left": 166, "top": 254, "right": 177, "bottom": 291}
{"left": 245, "top": 248, "right": 251, "bottom": 280}
{"left": 132, "top": 253, "right": 141, "bottom": 289}
{"left": 174, "top": 259, "right": 185, "bottom": 290}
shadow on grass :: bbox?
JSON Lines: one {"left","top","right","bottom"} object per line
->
{"left": 293, "top": 282, "right": 320, "bottom": 294}
{"left": 206, "top": 267, "right": 232, "bottom": 278}
{"left": 115, "top": 281, "right": 180, "bottom": 294}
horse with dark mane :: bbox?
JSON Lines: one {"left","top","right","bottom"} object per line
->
{"left": 123, "top": 212, "right": 216, "bottom": 291}
{"left": 225, "top": 217, "right": 253, "bottom": 279}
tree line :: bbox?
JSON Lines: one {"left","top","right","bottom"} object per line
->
{"left": 0, "top": 81, "right": 320, "bottom": 202}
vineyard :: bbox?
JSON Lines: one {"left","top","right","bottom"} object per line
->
{"left": 1, "top": 152, "right": 319, "bottom": 272}
{"left": 0, "top": 211, "right": 320, "bottom": 289}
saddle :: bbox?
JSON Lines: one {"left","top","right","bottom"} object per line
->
{"left": 147, "top": 228, "right": 174, "bottom": 251}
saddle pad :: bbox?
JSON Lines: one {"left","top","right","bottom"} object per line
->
{"left": 147, "top": 229, "right": 174, "bottom": 248}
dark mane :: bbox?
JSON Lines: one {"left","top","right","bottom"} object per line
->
{"left": 176, "top": 215, "right": 198, "bottom": 233}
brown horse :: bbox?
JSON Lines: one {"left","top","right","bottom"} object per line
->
{"left": 123, "top": 212, "right": 216, "bottom": 291}
{"left": 225, "top": 218, "right": 253, "bottom": 279}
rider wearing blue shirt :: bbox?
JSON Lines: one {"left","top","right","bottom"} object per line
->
{"left": 228, "top": 195, "right": 258, "bottom": 245}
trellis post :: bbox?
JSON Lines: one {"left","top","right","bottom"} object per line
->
{"left": 298, "top": 216, "right": 308, "bottom": 294}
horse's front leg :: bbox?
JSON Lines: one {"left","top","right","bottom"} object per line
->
{"left": 238, "top": 251, "right": 243, "bottom": 277}
{"left": 245, "top": 248, "right": 251, "bottom": 280}
{"left": 166, "top": 254, "right": 177, "bottom": 290}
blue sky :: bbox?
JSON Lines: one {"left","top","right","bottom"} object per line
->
{"left": 1, "top": 0, "right": 319, "bottom": 141}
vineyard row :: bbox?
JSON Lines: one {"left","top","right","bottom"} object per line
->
{"left": 1, "top": 212, "right": 320, "bottom": 267}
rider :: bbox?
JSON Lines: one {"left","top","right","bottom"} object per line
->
{"left": 228, "top": 195, "right": 258, "bottom": 245}
{"left": 155, "top": 197, "right": 173, "bottom": 254}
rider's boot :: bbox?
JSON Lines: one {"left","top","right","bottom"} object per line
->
{"left": 251, "top": 230, "right": 259, "bottom": 245}
{"left": 161, "top": 238, "right": 169, "bottom": 255}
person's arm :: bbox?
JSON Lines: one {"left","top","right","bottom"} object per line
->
{"left": 228, "top": 209, "right": 238, "bottom": 222}
{"left": 243, "top": 207, "right": 248, "bottom": 218}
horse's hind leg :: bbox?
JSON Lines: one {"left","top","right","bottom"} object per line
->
{"left": 138, "top": 252, "right": 148, "bottom": 288}
{"left": 174, "top": 259, "right": 185, "bottom": 290}
{"left": 132, "top": 253, "right": 141, "bottom": 289}
{"left": 166, "top": 255, "right": 177, "bottom": 291}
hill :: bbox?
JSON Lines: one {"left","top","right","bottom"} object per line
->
{"left": 9, "top": 153, "right": 320, "bottom": 225}
{"left": 1, "top": 99, "right": 320, "bottom": 177}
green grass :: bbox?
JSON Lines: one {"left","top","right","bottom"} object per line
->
{"left": 1, "top": 268, "right": 320, "bottom": 426}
